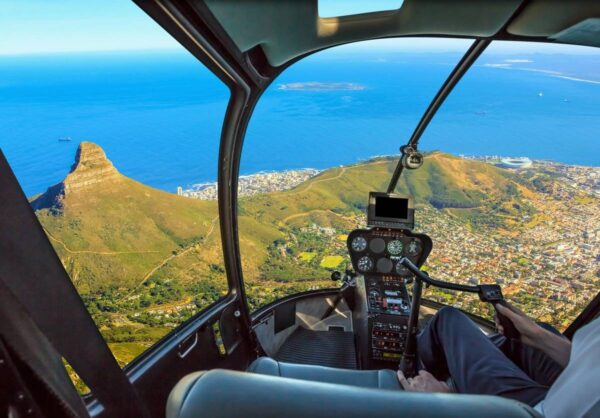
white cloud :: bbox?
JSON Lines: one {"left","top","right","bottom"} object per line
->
{"left": 483, "top": 63, "right": 512, "bottom": 68}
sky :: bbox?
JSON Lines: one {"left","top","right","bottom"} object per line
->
{"left": 0, "top": 0, "right": 179, "bottom": 55}
{"left": 1, "top": 0, "right": 598, "bottom": 56}
{"left": 318, "top": 0, "right": 405, "bottom": 17}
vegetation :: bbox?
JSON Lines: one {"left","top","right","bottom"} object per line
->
{"left": 320, "top": 255, "right": 345, "bottom": 269}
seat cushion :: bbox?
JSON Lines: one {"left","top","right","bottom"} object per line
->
{"left": 166, "top": 369, "right": 541, "bottom": 418}
{"left": 248, "top": 356, "right": 401, "bottom": 390}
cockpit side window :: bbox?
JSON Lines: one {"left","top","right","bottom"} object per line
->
{"left": 0, "top": 0, "right": 230, "bottom": 389}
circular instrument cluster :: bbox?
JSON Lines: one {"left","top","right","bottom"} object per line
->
{"left": 348, "top": 231, "right": 425, "bottom": 276}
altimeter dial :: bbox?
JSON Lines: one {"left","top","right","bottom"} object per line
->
{"left": 387, "top": 240, "right": 404, "bottom": 255}
{"left": 351, "top": 236, "right": 368, "bottom": 252}
{"left": 357, "top": 256, "right": 374, "bottom": 272}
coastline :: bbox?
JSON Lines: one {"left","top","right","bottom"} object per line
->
{"left": 179, "top": 168, "right": 321, "bottom": 200}
{"left": 177, "top": 155, "right": 599, "bottom": 200}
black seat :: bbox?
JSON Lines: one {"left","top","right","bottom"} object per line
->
{"left": 166, "top": 368, "right": 540, "bottom": 418}
{"left": 248, "top": 356, "right": 401, "bottom": 390}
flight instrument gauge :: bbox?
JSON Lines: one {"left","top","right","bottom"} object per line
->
{"left": 387, "top": 240, "right": 403, "bottom": 255}
{"left": 407, "top": 239, "right": 421, "bottom": 256}
{"left": 357, "top": 256, "right": 374, "bottom": 272}
{"left": 351, "top": 236, "right": 368, "bottom": 252}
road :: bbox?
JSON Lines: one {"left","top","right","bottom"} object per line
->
{"left": 295, "top": 166, "right": 347, "bottom": 193}
{"left": 126, "top": 216, "right": 220, "bottom": 297}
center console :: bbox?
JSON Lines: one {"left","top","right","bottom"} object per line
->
{"left": 347, "top": 193, "right": 432, "bottom": 367}
{"left": 366, "top": 274, "right": 410, "bottom": 361}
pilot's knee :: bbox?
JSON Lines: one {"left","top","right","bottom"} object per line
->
{"left": 436, "top": 306, "right": 464, "bottom": 321}
{"left": 430, "top": 307, "right": 469, "bottom": 332}
{"left": 425, "top": 307, "right": 466, "bottom": 332}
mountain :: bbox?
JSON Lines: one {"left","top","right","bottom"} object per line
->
{"left": 33, "top": 143, "right": 528, "bottom": 296}
{"left": 32, "top": 142, "right": 122, "bottom": 212}
{"left": 33, "top": 142, "right": 223, "bottom": 294}
{"left": 238, "top": 151, "right": 526, "bottom": 236}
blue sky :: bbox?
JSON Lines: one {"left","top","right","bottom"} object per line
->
{"left": 319, "top": 0, "right": 404, "bottom": 17}
{"left": 1, "top": 0, "right": 598, "bottom": 56}
{"left": 1, "top": 0, "right": 178, "bottom": 55}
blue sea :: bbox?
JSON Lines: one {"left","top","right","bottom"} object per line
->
{"left": 1, "top": 48, "right": 599, "bottom": 197}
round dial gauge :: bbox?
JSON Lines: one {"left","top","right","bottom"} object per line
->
{"left": 387, "top": 240, "right": 404, "bottom": 255}
{"left": 357, "top": 256, "right": 374, "bottom": 272}
{"left": 351, "top": 236, "right": 367, "bottom": 252}
{"left": 407, "top": 239, "right": 421, "bottom": 256}
{"left": 369, "top": 238, "right": 386, "bottom": 254}
{"left": 376, "top": 258, "right": 394, "bottom": 273}
{"left": 396, "top": 262, "right": 409, "bottom": 276}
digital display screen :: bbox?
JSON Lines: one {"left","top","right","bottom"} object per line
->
{"left": 383, "top": 352, "right": 401, "bottom": 359}
{"left": 374, "top": 196, "right": 409, "bottom": 219}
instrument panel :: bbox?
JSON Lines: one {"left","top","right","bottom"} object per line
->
{"left": 347, "top": 228, "right": 432, "bottom": 277}
{"left": 366, "top": 276, "right": 410, "bottom": 315}
{"left": 347, "top": 227, "right": 432, "bottom": 364}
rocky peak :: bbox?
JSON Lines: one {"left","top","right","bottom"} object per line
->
{"left": 63, "top": 142, "right": 120, "bottom": 192}
{"left": 31, "top": 142, "right": 122, "bottom": 212}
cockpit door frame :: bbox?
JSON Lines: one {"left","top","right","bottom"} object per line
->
{"left": 564, "top": 292, "right": 600, "bottom": 340}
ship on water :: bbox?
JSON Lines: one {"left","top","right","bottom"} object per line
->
{"left": 58, "top": 136, "right": 72, "bottom": 142}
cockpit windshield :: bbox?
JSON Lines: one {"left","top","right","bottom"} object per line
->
{"left": 239, "top": 38, "right": 600, "bottom": 330}
{"left": 238, "top": 38, "right": 472, "bottom": 309}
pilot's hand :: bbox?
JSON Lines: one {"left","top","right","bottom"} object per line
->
{"left": 397, "top": 370, "right": 452, "bottom": 393}
{"left": 496, "top": 302, "right": 542, "bottom": 346}
{"left": 493, "top": 314, "right": 504, "bottom": 335}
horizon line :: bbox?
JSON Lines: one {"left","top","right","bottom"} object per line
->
{"left": 0, "top": 47, "right": 182, "bottom": 58}
{"left": 2, "top": 46, "right": 599, "bottom": 58}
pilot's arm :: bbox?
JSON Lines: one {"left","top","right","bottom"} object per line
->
{"left": 496, "top": 303, "right": 572, "bottom": 368}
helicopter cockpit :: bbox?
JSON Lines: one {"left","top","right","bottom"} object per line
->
{"left": 164, "top": 186, "right": 536, "bottom": 418}
{"left": 1, "top": 1, "right": 599, "bottom": 418}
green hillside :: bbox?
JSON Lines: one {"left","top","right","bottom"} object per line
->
{"left": 239, "top": 152, "right": 525, "bottom": 245}
{"left": 34, "top": 144, "right": 530, "bottom": 301}
{"left": 34, "top": 159, "right": 222, "bottom": 294}
{"left": 240, "top": 151, "right": 519, "bottom": 220}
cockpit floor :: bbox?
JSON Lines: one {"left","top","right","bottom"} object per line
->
{"left": 275, "top": 327, "right": 357, "bottom": 369}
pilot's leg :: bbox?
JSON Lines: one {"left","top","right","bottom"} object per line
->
{"left": 417, "top": 306, "right": 547, "bottom": 406}
{"left": 489, "top": 324, "right": 564, "bottom": 387}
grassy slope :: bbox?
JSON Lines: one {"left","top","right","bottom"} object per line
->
{"left": 239, "top": 152, "right": 519, "bottom": 230}
{"left": 37, "top": 176, "right": 219, "bottom": 293}
{"left": 37, "top": 151, "right": 526, "bottom": 296}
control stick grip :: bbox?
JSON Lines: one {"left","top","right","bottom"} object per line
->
{"left": 477, "top": 284, "right": 521, "bottom": 341}
{"left": 493, "top": 300, "right": 521, "bottom": 341}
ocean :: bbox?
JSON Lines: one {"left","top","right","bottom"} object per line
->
{"left": 1, "top": 48, "right": 599, "bottom": 197}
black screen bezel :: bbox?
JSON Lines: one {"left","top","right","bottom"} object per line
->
{"left": 367, "top": 192, "right": 414, "bottom": 228}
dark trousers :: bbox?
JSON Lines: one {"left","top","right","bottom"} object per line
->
{"left": 417, "top": 307, "right": 564, "bottom": 406}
